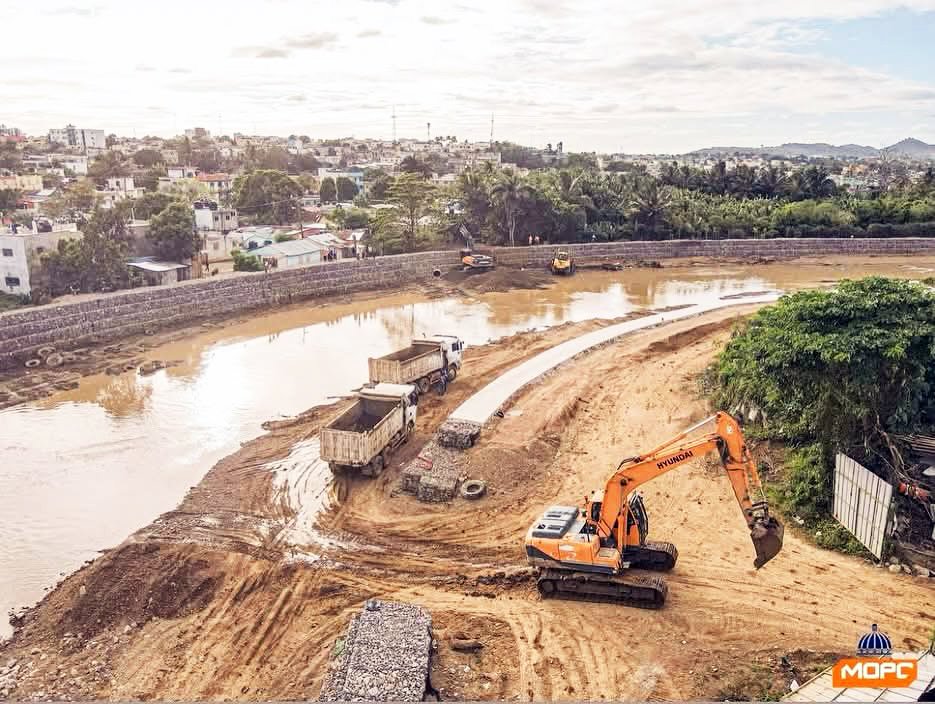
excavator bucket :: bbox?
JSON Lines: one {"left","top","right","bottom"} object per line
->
{"left": 751, "top": 516, "right": 784, "bottom": 568}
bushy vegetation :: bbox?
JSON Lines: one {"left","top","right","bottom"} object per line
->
{"left": 711, "top": 278, "right": 935, "bottom": 542}
{"left": 232, "top": 249, "right": 263, "bottom": 272}
{"left": 441, "top": 162, "right": 935, "bottom": 245}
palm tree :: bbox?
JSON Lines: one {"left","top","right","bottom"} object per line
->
{"left": 490, "top": 169, "right": 532, "bottom": 246}
{"left": 627, "top": 179, "right": 672, "bottom": 238}
{"left": 557, "top": 171, "right": 594, "bottom": 211}
{"left": 755, "top": 166, "right": 786, "bottom": 198}
{"left": 803, "top": 165, "right": 836, "bottom": 199}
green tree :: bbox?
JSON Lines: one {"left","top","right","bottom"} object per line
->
{"left": 366, "top": 170, "right": 391, "bottom": 201}
{"left": 232, "top": 249, "right": 263, "bottom": 271}
{"left": 319, "top": 176, "right": 337, "bottom": 204}
{"left": 386, "top": 173, "right": 436, "bottom": 251}
{"left": 627, "top": 179, "right": 672, "bottom": 238}
{"left": 232, "top": 170, "right": 302, "bottom": 224}
{"left": 399, "top": 155, "right": 433, "bottom": 179}
{"left": 490, "top": 169, "right": 532, "bottom": 247}
{"left": 336, "top": 176, "right": 359, "bottom": 201}
{"left": 132, "top": 149, "right": 164, "bottom": 168}
{"left": 42, "top": 207, "right": 131, "bottom": 294}
{"left": 41, "top": 179, "right": 99, "bottom": 219}
{"left": 715, "top": 277, "right": 935, "bottom": 474}
{"left": 147, "top": 202, "right": 198, "bottom": 261}
{"left": 0, "top": 188, "right": 19, "bottom": 213}
{"left": 132, "top": 192, "right": 175, "bottom": 219}
{"left": 88, "top": 151, "right": 129, "bottom": 184}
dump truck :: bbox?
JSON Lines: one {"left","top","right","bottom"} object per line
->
{"left": 368, "top": 335, "right": 464, "bottom": 395}
{"left": 321, "top": 383, "right": 418, "bottom": 477}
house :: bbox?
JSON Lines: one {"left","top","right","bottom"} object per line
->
{"left": 0, "top": 173, "right": 44, "bottom": 192}
{"left": 167, "top": 166, "right": 199, "bottom": 180}
{"left": 98, "top": 177, "right": 144, "bottom": 208}
{"left": 161, "top": 149, "right": 180, "bottom": 165}
{"left": 127, "top": 257, "right": 191, "bottom": 286}
{"left": 48, "top": 125, "right": 106, "bottom": 152}
{"left": 0, "top": 223, "right": 82, "bottom": 296}
{"left": 203, "top": 231, "right": 244, "bottom": 263}
{"left": 17, "top": 188, "right": 58, "bottom": 213}
{"left": 247, "top": 238, "right": 329, "bottom": 270}
{"left": 318, "top": 167, "right": 365, "bottom": 191}
{"left": 193, "top": 201, "right": 238, "bottom": 232}
{"left": 196, "top": 172, "right": 232, "bottom": 197}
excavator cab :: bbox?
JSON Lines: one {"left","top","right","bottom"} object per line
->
{"left": 627, "top": 494, "right": 649, "bottom": 545}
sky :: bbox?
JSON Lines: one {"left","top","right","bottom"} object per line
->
{"left": 3, "top": 0, "right": 935, "bottom": 153}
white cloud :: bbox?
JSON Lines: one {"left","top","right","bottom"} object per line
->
{"left": 2, "top": 0, "right": 934, "bottom": 151}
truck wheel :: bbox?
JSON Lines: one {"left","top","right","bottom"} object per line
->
{"left": 369, "top": 454, "right": 385, "bottom": 478}
{"left": 447, "top": 364, "right": 458, "bottom": 382}
{"left": 417, "top": 377, "right": 430, "bottom": 395}
{"left": 404, "top": 420, "right": 415, "bottom": 441}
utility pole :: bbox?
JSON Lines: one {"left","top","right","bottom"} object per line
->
{"left": 490, "top": 113, "right": 494, "bottom": 147}
{"left": 427, "top": 122, "right": 431, "bottom": 141}
{"left": 392, "top": 105, "right": 397, "bottom": 144}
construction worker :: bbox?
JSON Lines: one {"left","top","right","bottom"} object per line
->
{"left": 436, "top": 367, "right": 449, "bottom": 395}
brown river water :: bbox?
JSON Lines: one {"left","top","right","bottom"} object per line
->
{"left": 2, "top": 257, "right": 933, "bottom": 638}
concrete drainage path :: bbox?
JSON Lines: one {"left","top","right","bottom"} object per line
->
{"left": 449, "top": 292, "right": 780, "bottom": 426}
{"left": 402, "top": 293, "right": 780, "bottom": 502}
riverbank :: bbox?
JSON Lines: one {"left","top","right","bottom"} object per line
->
{"left": 2, "top": 301, "right": 932, "bottom": 701}
{"left": 4, "top": 252, "right": 934, "bottom": 412}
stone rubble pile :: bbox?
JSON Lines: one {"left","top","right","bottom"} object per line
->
{"left": 400, "top": 440, "right": 464, "bottom": 502}
{"left": 318, "top": 600, "right": 432, "bottom": 702}
{"left": 437, "top": 419, "right": 482, "bottom": 449}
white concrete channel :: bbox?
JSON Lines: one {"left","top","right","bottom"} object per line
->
{"left": 449, "top": 292, "right": 781, "bottom": 426}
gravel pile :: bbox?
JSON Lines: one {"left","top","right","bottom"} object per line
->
{"left": 400, "top": 440, "right": 464, "bottom": 501}
{"left": 319, "top": 599, "right": 432, "bottom": 702}
{"left": 437, "top": 419, "right": 482, "bottom": 449}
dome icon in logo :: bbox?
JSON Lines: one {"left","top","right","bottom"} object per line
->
{"left": 856, "top": 623, "right": 892, "bottom": 656}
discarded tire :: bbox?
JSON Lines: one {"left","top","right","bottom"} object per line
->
{"left": 36, "top": 346, "right": 56, "bottom": 358}
{"left": 45, "top": 353, "right": 64, "bottom": 367}
{"left": 25, "top": 358, "right": 42, "bottom": 369}
{"left": 460, "top": 479, "right": 487, "bottom": 500}
{"left": 62, "top": 353, "right": 77, "bottom": 363}
{"left": 432, "top": 268, "right": 442, "bottom": 278}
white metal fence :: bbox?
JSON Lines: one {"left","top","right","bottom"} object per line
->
{"left": 832, "top": 453, "right": 893, "bottom": 559}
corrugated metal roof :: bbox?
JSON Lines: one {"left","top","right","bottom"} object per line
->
{"left": 127, "top": 260, "right": 189, "bottom": 272}
{"left": 250, "top": 239, "right": 329, "bottom": 258}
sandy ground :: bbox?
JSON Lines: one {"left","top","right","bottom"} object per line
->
{"left": 2, "top": 301, "right": 932, "bottom": 701}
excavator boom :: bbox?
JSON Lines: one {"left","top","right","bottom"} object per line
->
{"left": 525, "top": 411, "right": 783, "bottom": 607}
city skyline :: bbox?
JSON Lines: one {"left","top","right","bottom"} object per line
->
{"left": 4, "top": 0, "right": 935, "bottom": 153}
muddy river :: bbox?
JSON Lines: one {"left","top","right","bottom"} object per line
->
{"left": 1, "top": 258, "right": 932, "bottom": 637}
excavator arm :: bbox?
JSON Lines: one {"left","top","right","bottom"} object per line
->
{"left": 588, "top": 412, "right": 784, "bottom": 568}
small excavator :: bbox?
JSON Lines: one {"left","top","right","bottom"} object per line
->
{"left": 549, "top": 250, "right": 576, "bottom": 275}
{"left": 525, "top": 412, "right": 784, "bottom": 608}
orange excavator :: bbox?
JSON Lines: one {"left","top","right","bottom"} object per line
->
{"left": 525, "top": 412, "right": 784, "bottom": 608}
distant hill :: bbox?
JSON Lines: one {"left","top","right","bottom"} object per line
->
{"left": 884, "top": 137, "right": 935, "bottom": 158}
{"left": 689, "top": 138, "right": 935, "bottom": 160}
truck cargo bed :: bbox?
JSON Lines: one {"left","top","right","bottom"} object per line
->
{"left": 369, "top": 342, "right": 444, "bottom": 384}
{"left": 329, "top": 399, "right": 397, "bottom": 432}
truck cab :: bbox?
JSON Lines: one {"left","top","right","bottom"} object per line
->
{"left": 415, "top": 335, "right": 465, "bottom": 376}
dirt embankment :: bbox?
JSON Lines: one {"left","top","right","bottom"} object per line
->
{"left": 2, "top": 303, "right": 933, "bottom": 701}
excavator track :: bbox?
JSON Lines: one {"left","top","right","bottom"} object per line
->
{"left": 623, "top": 541, "right": 678, "bottom": 571}
{"left": 536, "top": 568, "right": 668, "bottom": 609}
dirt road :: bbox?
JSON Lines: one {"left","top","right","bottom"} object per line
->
{"left": 2, "top": 304, "right": 932, "bottom": 701}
